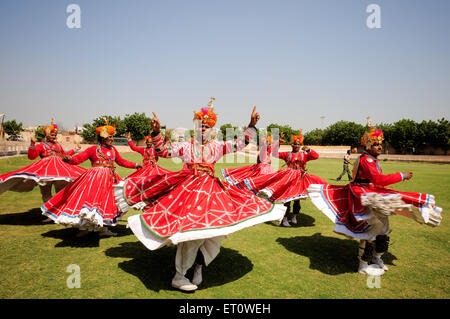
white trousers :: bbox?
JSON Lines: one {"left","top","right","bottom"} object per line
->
{"left": 175, "top": 236, "right": 225, "bottom": 275}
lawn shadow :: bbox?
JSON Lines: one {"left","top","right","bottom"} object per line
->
{"left": 41, "top": 224, "right": 131, "bottom": 248}
{"left": 265, "top": 213, "right": 315, "bottom": 228}
{"left": 105, "top": 241, "right": 253, "bottom": 292}
{"left": 277, "top": 232, "right": 397, "bottom": 275}
{"left": 0, "top": 208, "right": 48, "bottom": 226}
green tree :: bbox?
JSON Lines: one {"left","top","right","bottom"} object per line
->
{"left": 34, "top": 126, "right": 46, "bottom": 142}
{"left": 3, "top": 120, "right": 23, "bottom": 136}
{"left": 81, "top": 115, "right": 125, "bottom": 143}
{"left": 435, "top": 118, "right": 450, "bottom": 155}
{"left": 303, "top": 128, "right": 325, "bottom": 145}
{"left": 322, "top": 121, "right": 365, "bottom": 146}
{"left": 219, "top": 123, "right": 245, "bottom": 141}
{"left": 123, "top": 112, "right": 152, "bottom": 141}
{"left": 389, "top": 119, "right": 419, "bottom": 154}
{"left": 267, "top": 123, "right": 299, "bottom": 144}
{"left": 375, "top": 122, "right": 393, "bottom": 151}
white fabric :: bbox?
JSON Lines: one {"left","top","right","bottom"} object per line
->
{"left": 307, "top": 184, "right": 390, "bottom": 241}
{"left": 175, "top": 238, "right": 224, "bottom": 275}
{"left": 307, "top": 184, "right": 338, "bottom": 223}
{"left": 42, "top": 206, "right": 112, "bottom": 232}
{"left": 114, "top": 181, "right": 148, "bottom": 212}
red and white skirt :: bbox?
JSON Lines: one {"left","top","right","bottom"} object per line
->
{"left": 41, "top": 167, "right": 124, "bottom": 231}
{"left": 125, "top": 163, "right": 171, "bottom": 179}
{"left": 0, "top": 156, "right": 86, "bottom": 195}
{"left": 307, "top": 183, "right": 443, "bottom": 241}
{"left": 222, "top": 163, "right": 274, "bottom": 185}
{"left": 114, "top": 168, "right": 286, "bottom": 250}
{"left": 243, "top": 168, "right": 327, "bottom": 203}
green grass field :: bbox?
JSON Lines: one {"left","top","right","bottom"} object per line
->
{"left": 0, "top": 153, "right": 448, "bottom": 299}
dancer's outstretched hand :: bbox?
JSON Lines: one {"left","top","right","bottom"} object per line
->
{"left": 62, "top": 155, "right": 72, "bottom": 163}
{"left": 404, "top": 171, "right": 413, "bottom": 180}
{"left": 30, "top": 137, "right": 37, "bottom": 146}
{"left": 151, "top": 112, "right": 161, "bottom": 134}
{"left": 249, "top": 106, "right": 260, "bottom": 127}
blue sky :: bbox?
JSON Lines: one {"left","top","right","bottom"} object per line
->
{"left": 1, "top": 0, "right": 449, "bottom": 132}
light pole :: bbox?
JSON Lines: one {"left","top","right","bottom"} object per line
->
{"left": 320, "top": 116, "right": 326, "bottom": 129}
{"left": 0, "top": 114, "right": 5, "bottom": 140}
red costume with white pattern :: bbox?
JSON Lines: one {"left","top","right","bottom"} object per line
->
{"left": 41, "top": 144, "right": 139, "bottom": 230}
{"left": 125, "top": 139, "right": 170, "bottom": 179}
{"left": 221, "top": 140, "right": 277, "bottom": 185}
{"left": 243, "top": 148, "right": 326, "bottom": 203}
{"left": 0, "top": 142, "right": 86, "bottom": 195}
{"left": 307, "top": 151, "right": 443, "bottom": 240}
{"left": 116, "top": 128, "right": 286, "bottom": 249}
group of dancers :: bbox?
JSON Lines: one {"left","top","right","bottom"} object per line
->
{"left": 0, "top": 98, "right": 443, "bottom": 291}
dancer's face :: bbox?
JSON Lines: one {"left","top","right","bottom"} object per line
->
{"left": 368, "top": 142, "right": 383, "bottom": 157}
{"left": 46, "top": 132, "right": 57, "bottom": 143}
{"left": 291, "top": 142, "right": 301, "bottom": 152}
{"left": 195, "top": 121, "right": 212, "bottom": 143}
{"left": 102, "top": 135, "right": 114, "bottom": 147}
{"left": 146, "top": 139, "right": 153, "bottom": 148}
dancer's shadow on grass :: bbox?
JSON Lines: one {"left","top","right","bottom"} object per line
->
{"left": 0, "top": 208, "right": 48, "bottom": 226}
{"left": 105, "top": 242, "right": 253, "bottom": 292}
{"left": 266, "top": 213, "right": 315, "bottom": 228}
{"left": 41, "top": 223, "right": 132, "bottom": 248}
{"left": 277, "top": 232, "right": 397, "bottom": 275}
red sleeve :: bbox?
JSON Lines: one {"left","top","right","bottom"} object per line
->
{"left": 65, "top": 148, "right": 76, "bottom": 156}
{"left": 69, "top": 146, "right": 95, "bottom": 165}
{"left": 360, "top": 157, "right": 404, "bottom": 186}
{"left": 114, "top": 147, "right": 139, "bottom": 169}
{"left": 128, "top": 140, "right": 145, "bottom": 156}
{"left": 304, "top": 149, "right": 319, "bottom": 162}
{"left": 277, "top": 152, "right": 290, "bottom": 162}
{"left": 28, "top": 143, "right": 43, "bottom": 160}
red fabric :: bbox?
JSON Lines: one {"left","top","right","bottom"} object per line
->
{"left": 122, "top": 167, "right": 274, "bottom": 238}
{"left": 126, "top": 162, "right": 171, "bottom": 179}
{"left": 127, "top": 140, "right": 159, "bottom": 166}
{"left": 315, "top": 153, "right": 428, "bottom": 233}
{"left": 152, "top": 127, "right": 257, "bottom": 162}
{"left": 69, "top": 145, "right": 138, "bottom": 169}
{"left": 223, "top": 163, "right": 274, "bottom": 185}
{"left": 121, "top": 128, "right": 275, "bottom": 238}
{"left": 243, "top": 149, "right": 325, "bottom": 202}
{"left": 42, "top": 145, "right": 138, "bottom": 225}
{"left": 222, "top": 140, "right": 278, "bottom": 184}
{"left": 0, "top": 156, "right": 87, "bottom": 194}
{"left": 317, "top": 183, "right": 434, "bottom": 234}
{"left": 28, "top": 142, "right": 75, "bottom": 160}
{"left": 356, "top": 154, "right": 403, "bottom": 186}
{"left": 42, "top": 167, "right": 123, "bottom": 224}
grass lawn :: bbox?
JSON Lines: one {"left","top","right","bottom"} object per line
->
{"left": 0, "top": 153, "right": 449, "bottom": 299}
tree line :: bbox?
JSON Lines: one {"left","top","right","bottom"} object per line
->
{"left": 220, "top": 119, "right": 449, "bottom": 155}
{"left": 2, "top": 115, "right": 449, "bottom": 155}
